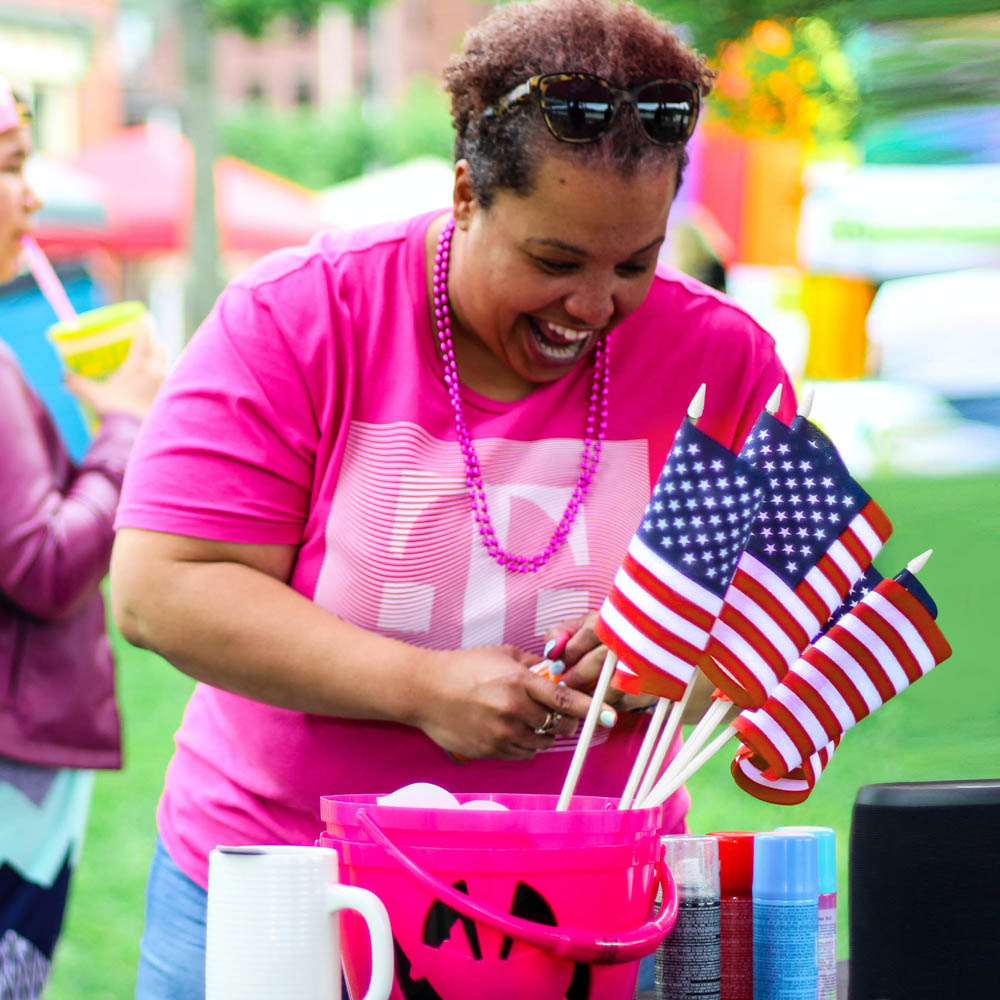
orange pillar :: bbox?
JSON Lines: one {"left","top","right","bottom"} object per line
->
{"left": 801, "top": 274, "right": 877, "bottom": 380}
{"left": 740, "top": 135, "right": 805, "bottom": 267}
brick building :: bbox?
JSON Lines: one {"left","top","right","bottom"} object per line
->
{"left": 127, "top": 0, "right": 493, "bottom": 122}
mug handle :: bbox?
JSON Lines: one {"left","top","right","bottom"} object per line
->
{"left": 325, "top": 885, "right": 394, "bottom": 1000}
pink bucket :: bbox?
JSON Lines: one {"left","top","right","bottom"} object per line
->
{"left": 320, "top": 792, "right": 665, "bottom": 849}
{"left": 320, "top": 794, "right": 677, "bottom": 1000}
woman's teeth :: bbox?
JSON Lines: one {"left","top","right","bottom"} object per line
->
{"left": 529, "top": 319, "right": 594, "bottom": 361}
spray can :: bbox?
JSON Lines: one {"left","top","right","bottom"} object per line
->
{"left": 752, "top": 832, "right": 818, "bottom": 1000}
{"left": 657, "top": 835, "right": 721, "bottom": 999}
{"left": 774, "top": 827, "right": 837, "bottom": 1000}
{"left": 708, "top": 832, "right": 755, "bottom": 1000}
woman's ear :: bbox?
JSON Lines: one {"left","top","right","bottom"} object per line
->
{"left": 452, "top": 159, "right": 477, "bottom": 230}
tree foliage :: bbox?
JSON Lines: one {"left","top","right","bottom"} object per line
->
{"left": 640, "top": 0, "right": 1000, "bottom": 56}
{"left": 221, "top": 77, "right": 454, "bottom": 189}
{"left": 207, "top": 0, "right": 385, "bottom": 36}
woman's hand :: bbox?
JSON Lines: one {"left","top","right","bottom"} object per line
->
{"left": 412, "top": 644, "right": 618, "bottom": 761}
{"left": 65, "top": 320, "right": 165, "bottom": 421}
{"left": 542, "top": 612, "right": 657, "bottom": 712}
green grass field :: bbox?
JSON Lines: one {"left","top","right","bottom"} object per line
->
{"left": 45, "top": 472, "right": 1000, "bottom": 999}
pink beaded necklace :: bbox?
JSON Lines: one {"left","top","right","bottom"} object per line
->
{"left": 432, "top": 215, "right": 610, "bottom": 573}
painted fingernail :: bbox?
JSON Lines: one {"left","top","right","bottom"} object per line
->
{"left": 600, "top": 707, "right": 617, "bottom": 728}
{"left": 543, "top": 639, "right": 556, "bottom": 657}
{"left": 549, "top": 659, "right": 565, "bottom": 677}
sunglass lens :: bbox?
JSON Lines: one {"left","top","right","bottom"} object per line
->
{"left": 539, "top": 77, "right": 615, "bottom": 141}
{"left": 634, "top": 81, "right": 698, "bottom": 143}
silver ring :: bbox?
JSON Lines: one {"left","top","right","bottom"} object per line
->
{"left": 534, "top": 711, "right": 561, "bottom": 735}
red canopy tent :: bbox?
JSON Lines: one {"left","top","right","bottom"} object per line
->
{"left": 35, "top": 123, "right": 328, "bottom": 256}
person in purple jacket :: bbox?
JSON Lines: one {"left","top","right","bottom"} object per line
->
{"left": 0, "top": 80, "right": 163, "bottom": 997}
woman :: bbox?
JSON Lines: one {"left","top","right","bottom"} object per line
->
{"left": 0, "top": 82, "right": 163, "bottom": 997}
{"left": 112, "top": 1, "right": 795, "bottom": 996}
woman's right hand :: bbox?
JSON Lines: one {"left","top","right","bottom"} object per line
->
{"left": 65, "top": 320, "right": 166, "bottom": 421}
{"left": 412, "top": 645, "right": 617, "bottom": 761}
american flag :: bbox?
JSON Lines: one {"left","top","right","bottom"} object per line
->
{"left": 732, "top": 568, "right": 952, "bottom": 780}
{"left": 595, "top": 417, "right": 765, "bottom": 701}
{"left": 813, "top": 564, "right": 885, "bottom": 640}
{"left": 731, "top": 738, "right": 840, "bottom": 805}
{"left": 700, "top": 411, "right": 893, "bottom": 709}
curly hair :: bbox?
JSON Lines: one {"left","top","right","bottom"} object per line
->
{"left": 443, "top": 0, "right": 715, "bottom": 206}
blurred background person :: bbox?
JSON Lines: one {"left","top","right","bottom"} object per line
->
{"left": 0, "top": 79, "right": 163, "bottom": 999}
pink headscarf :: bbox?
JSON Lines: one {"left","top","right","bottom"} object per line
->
{"left": 0, "top": 77, "right": 30, "bottom": 133}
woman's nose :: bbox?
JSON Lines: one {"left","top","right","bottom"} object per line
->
{"left": 563, "top": 280, "right": 616, "bottom": 327}
{"left": 23, "top": 180, "right": 42, "bottom": 215}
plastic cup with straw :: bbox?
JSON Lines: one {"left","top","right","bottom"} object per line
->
{"left": 21, "top": 234, "right": 149, "bottom": 380}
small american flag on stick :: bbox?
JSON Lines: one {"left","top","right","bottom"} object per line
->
{"left": 701, "top": 410, "right": 893, "bottom": 709}
{"left": 732, "top": 559, "right": 952, "bottom": 780}
{"left": 727, "top": 565, "right": 887, "bottom": 804}
{"left": 731, "top": 738, "right": 841, "bottom": 805}
{"left": 595, "top": 414, "right": 764, "bottom": 701}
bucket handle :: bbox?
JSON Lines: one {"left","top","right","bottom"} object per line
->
{"left": 353, "top": 808, "right": 678, "bottom": 964}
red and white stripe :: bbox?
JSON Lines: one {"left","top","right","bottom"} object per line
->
{"left": 596, "top": 536, "right": 724, "bottom": 702}
{"left": 731, "top": 738, "right": 840, "bottom": 805}
{"left": 732, "top": 576, "right": 951, "bottom": 779}
{"left": 702, "top": 499, "right": 892, "bottom": 708}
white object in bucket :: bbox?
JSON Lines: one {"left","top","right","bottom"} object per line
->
{"left": 377, "top": 782, "right": 461, "bottom": 809}
{"left": 205, "top": 844, "right": 393, "bottom": 1000}
{"left": 376, "top": 783, "right": 510, "bottom": 811}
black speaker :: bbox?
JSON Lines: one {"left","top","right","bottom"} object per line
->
{"left": 848, "top": 779, "right": 1000, "bottom": 1000}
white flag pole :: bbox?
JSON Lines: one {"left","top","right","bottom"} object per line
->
{"left": 557, "top": 649, "right": 618, "bottom": 811}
{"left": 630, "top": 681, "right": 694, "bottom": 807}
{"left": 641, "top": 694, "right": 731, "bottom": 793}
{"left": 641, "top": 723, "right": 739, "bottom": 808}
{"left": 618, "top": 697, "right": 669, "bottom": 810}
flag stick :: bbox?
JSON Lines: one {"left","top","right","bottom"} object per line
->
{"left": 797, "top": 383, "right": 815, "bottom": 419}
{"left": 616, "top": 383, "right": 707, "bottom": 809}
{"left": 650, "top": 693, "right": 731, "bottom": 789}
{"left": 557, "top": 649, "right": 618, "bottom": 811}
{"left": 766, "top": 382, "right": 783, "bottom": 416}
{"left": 20, "top": 235, "right": 77, "bottom": 324}
{"left": 908, "top": 548, "right": 932, "bottom": 574}
{"left": 618, "top": 697, "right": 668, "bottom": 810}
{"left": 641, "top": 724, "right": 738, "bottom": 808}
{"left": 631, "top": 681, "right": 693, "bottom": 807}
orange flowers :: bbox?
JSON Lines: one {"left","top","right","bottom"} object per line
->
{"left": 708, "top": 17, "right": 857, "bottom": 146}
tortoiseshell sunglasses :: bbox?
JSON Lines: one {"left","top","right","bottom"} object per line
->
{"left": 482, "top": 72, "right": 700, "bottom": 145}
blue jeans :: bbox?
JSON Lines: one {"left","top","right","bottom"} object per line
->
{"left": 637, "top": 952, "right": 655, "bottom": 992}
{"left": 135, "top": 838, "right": 207, "bottom": 1000}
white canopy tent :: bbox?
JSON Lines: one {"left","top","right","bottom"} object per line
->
{"left": 320, "top": 156, "right": 454, "bottom": 231}
{"left": 798, "top": 162, "right": 1000, "bottom": 282}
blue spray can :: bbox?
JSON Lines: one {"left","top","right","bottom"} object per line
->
{"left": 774, "top": 826, "right": 837, "bottom": 1000}
{"left": 752, "top": 832, "right": 818, "bottom": 1000}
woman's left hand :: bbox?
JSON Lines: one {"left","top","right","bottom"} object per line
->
{"left": 542, "top": 612, "right": 656, "bottom": 711}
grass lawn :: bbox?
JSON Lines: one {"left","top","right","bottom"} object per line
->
{"left": 45, "top": 472, "right": 1000, "bottom": 998}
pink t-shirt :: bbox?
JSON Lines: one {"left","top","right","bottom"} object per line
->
{"left": 117, "top": 211, "right": 794, "bottom": 888}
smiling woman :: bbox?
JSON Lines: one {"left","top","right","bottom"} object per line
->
{"left": 107, "top": 2, "right": 796, "bottom": 998}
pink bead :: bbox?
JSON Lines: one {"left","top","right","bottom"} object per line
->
{"left": 432, "top": 215, "right": 609, "bottom": 573}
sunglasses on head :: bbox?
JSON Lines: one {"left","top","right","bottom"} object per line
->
{"left": 482, "top": 72, "right": 700, "bottom": 146}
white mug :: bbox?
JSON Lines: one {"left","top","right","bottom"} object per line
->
{"left": 205, "top": 845, "right": 393, "bottom": 1000}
